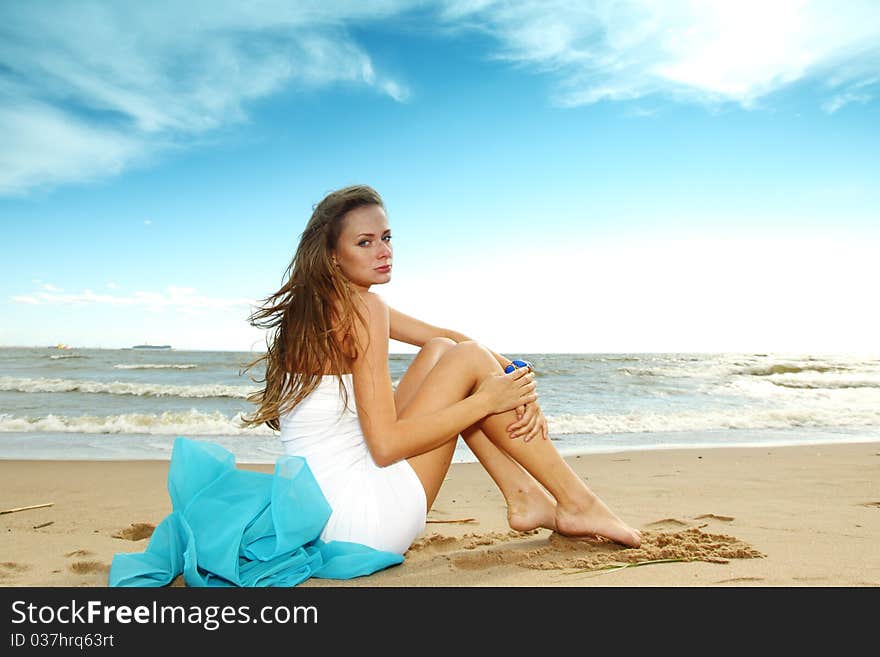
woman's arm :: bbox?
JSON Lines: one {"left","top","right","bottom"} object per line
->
{"left": 389, "top": 305, "right": 515, "bottom": 371}
{"left": 351, "top": 293, "right": 535, "bottom": 466}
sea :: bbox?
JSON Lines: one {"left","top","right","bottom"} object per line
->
{"left": 1, "top": 346, "right": 879, "bottom": 463}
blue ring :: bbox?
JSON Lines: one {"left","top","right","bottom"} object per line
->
{"left": 504, "top": 359, "right": 533, "bottom": 374}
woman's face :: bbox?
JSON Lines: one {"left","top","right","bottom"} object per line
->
{"left": 332, "top": 204, "right": 392, "bottom": 293}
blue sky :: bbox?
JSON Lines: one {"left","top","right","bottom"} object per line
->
{"left": 2, "top": 1, "right": 878, "bottom": 354}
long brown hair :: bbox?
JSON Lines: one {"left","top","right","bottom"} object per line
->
{"left": 240, "top": 184, "right": 385, "bottom": 430}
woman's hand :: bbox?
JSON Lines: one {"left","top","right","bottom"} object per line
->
{"left": 506, "top": 400, "right": 549, "bottom": 442}
{"left": 474, "top": 368, "right": 537, "bottom": 415}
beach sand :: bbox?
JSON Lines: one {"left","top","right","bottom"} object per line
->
{"left": 1, "top": 442, "right": 878, "bottom": 587}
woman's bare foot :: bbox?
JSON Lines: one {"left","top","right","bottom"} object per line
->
{"left": 506, "top": 486, "right": 558, "bottom": 532}
{"left": 555, "top": 493, "right": 641, "bottom": 548}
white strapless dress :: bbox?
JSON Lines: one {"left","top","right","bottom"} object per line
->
{"left": 279, "top": 373, "right": 427, "bottom": 555}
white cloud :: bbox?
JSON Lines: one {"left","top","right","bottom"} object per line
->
{"left": 143, "top": 220, "right": 152, "bottom": 226}
{"left": 626, "top": 106, "right": 660, "bottom": 118}
{"left": 106, "top": 282, "right": 120, "bottom": 289}
{"left": 822, "top": 91, "right": 872, "bottom": 113}
{"left": 0, "top": 92, "right": 147, "bottom": 196}
{"left": 381, "top": 79, "right": 411, "bottom": 103}
{"left": 10, "top": 296, "right": 40, "bottom": 305}
{"left": 0, "top": 1, "right": 415, "bottom": 195}
{"left": 41, "top": 283, "right": 62, "bottom": 292}
{"left": 10, "top": 284, "right": 254, "bottom": 314}
{"left": 3, "top": 1, "right": 878, "bottom": 197}
{"left": 439, "top": 0, "right": 880, "bottom": 109}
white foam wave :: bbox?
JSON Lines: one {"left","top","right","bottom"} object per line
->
{"left": 0, "top": 376, "right": 254, "bottom": 399}
{"left": 624, "top": 355, "right": 877, "bottom": 382}
{"left": 113, "top": 363, "right": 198, "bottom": 370}
{"left": 739, "top": 364, "right": 841, "bottom": 376}
{"left": 49, "top": 354, "right": 83, "bottom": 360}
{"left": 548, "top": 405, "right": 880, "bottom": 435}
{"left": 3, "top": 404, "right": 878, "bottom": 440}
{"left": 0, "top": 410, "right": 275, "bottom": 436}
{"left": 766, "top": 372, "right": 880, "bottom": 389}
{"left": 618, "top": 368, "right": 658, "bottom": 377}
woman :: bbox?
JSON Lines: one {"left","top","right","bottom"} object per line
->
{"left": 241, "top": 185, "right": 641, "bottom": 556}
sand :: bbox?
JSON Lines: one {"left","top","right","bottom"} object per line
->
{"left": 1, "top": 442, "right": 878, "bottom": 587}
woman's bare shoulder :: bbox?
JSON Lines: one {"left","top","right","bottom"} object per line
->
{"left": 328, "top": 291, "right": 384, "bottom": 321}
{"left": 358, "top": 291, "right": 389, "bottom": 317}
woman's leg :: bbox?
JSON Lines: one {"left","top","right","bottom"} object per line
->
{"left": 401, "top": 340, "right": 641, "bottom": 548}
{"left": 461, "top": 426, "right": 558, "bottom": 532}
{"left": 395, "top": 338, "right": 556, "bottom": 531}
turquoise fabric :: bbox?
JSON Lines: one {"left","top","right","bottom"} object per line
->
{"left": 109, "top": 436, "right": 404, "bottom": 587}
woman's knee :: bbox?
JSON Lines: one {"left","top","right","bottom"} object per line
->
{"left": 442, "top": 340, "right": 499, "bottom": 374}
{"left": 396, "top": 337, "right": 457, "bottom": 406}
{"left": 420, "top": 336, "right": 456, "bottom": 359}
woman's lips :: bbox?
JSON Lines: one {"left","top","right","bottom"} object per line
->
{"left": 375, "top": 265, "right": 391, "bottom": 273}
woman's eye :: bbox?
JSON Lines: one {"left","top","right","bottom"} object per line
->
{"left": 357, "top": 235, "right": 390, "bottom": 246}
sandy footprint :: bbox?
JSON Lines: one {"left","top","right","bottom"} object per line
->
{"left": 462, "top": 532, "right": 532, "bottom": 549}
{"left": 410, "top": 524, "right": 763, "bottom": 578}
{"left": 450, "top": 526, "right": 764, "bottom": 575}
{"left": 694, "top": 513, "right": 735, "bottom": 522}
{"left": 407, "top": 530, "right": 538, "bottom": 558}
{"left": 451, "top": 531, "right": 621, "bottom": 571}
{"left": 451, "top": 546, "right": 536, "bottom": 570}
{"left": 64, "top": 549, "right": 95, "bottom": 558}
{"left": 112, "top": 522, "right": 155, "bottom": 541}
{"left": 637, "top": 527, "right": 762, "bottom": 563}
{"left": 69, "top": 561, "right": 110, "bottom": 575}
{"left": 405, "top": 534, "right": 462, "bottom": 557}
{"left": 0, "top": 562, "right": 31, "bottom": 580}
{"left": 644, "top": 518, "right": 690, "bottom": 530}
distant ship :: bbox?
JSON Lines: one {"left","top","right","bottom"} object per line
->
{"left": 131, "top": 344, "right": 172, "bottom": 350}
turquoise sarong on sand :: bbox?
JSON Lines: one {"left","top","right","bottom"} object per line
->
{"left": 108, "top": 436, "right": 404, "bottom": 587}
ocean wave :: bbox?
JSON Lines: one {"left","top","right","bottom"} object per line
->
{"left": 49, "top": 354, "right": 84, "bottom": 360}
{"left": 0, "top": 376, "right": 254, "bottom": 399}
{"left": 3, "top": 403, "right": 878, "bottom": 438}
{"left": 547, "top": 405, "right": 880, "bottom": 435}
{"left": 766, "top": 372, "right": 880, "bottom": 389}
{"left": 0, "top": 410, "right": 275, "bottom": 436}
{"left": 113, "top": 363, "right": 198, "bottom": 370}
{"left": 7, "top": 406, "right": 869, "bottom": 436}
{"left": 618, "top": 368, "right": 658, "bottom": 377}
{"left": 738, "top": 364, "right": 843, "bottom": 376}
